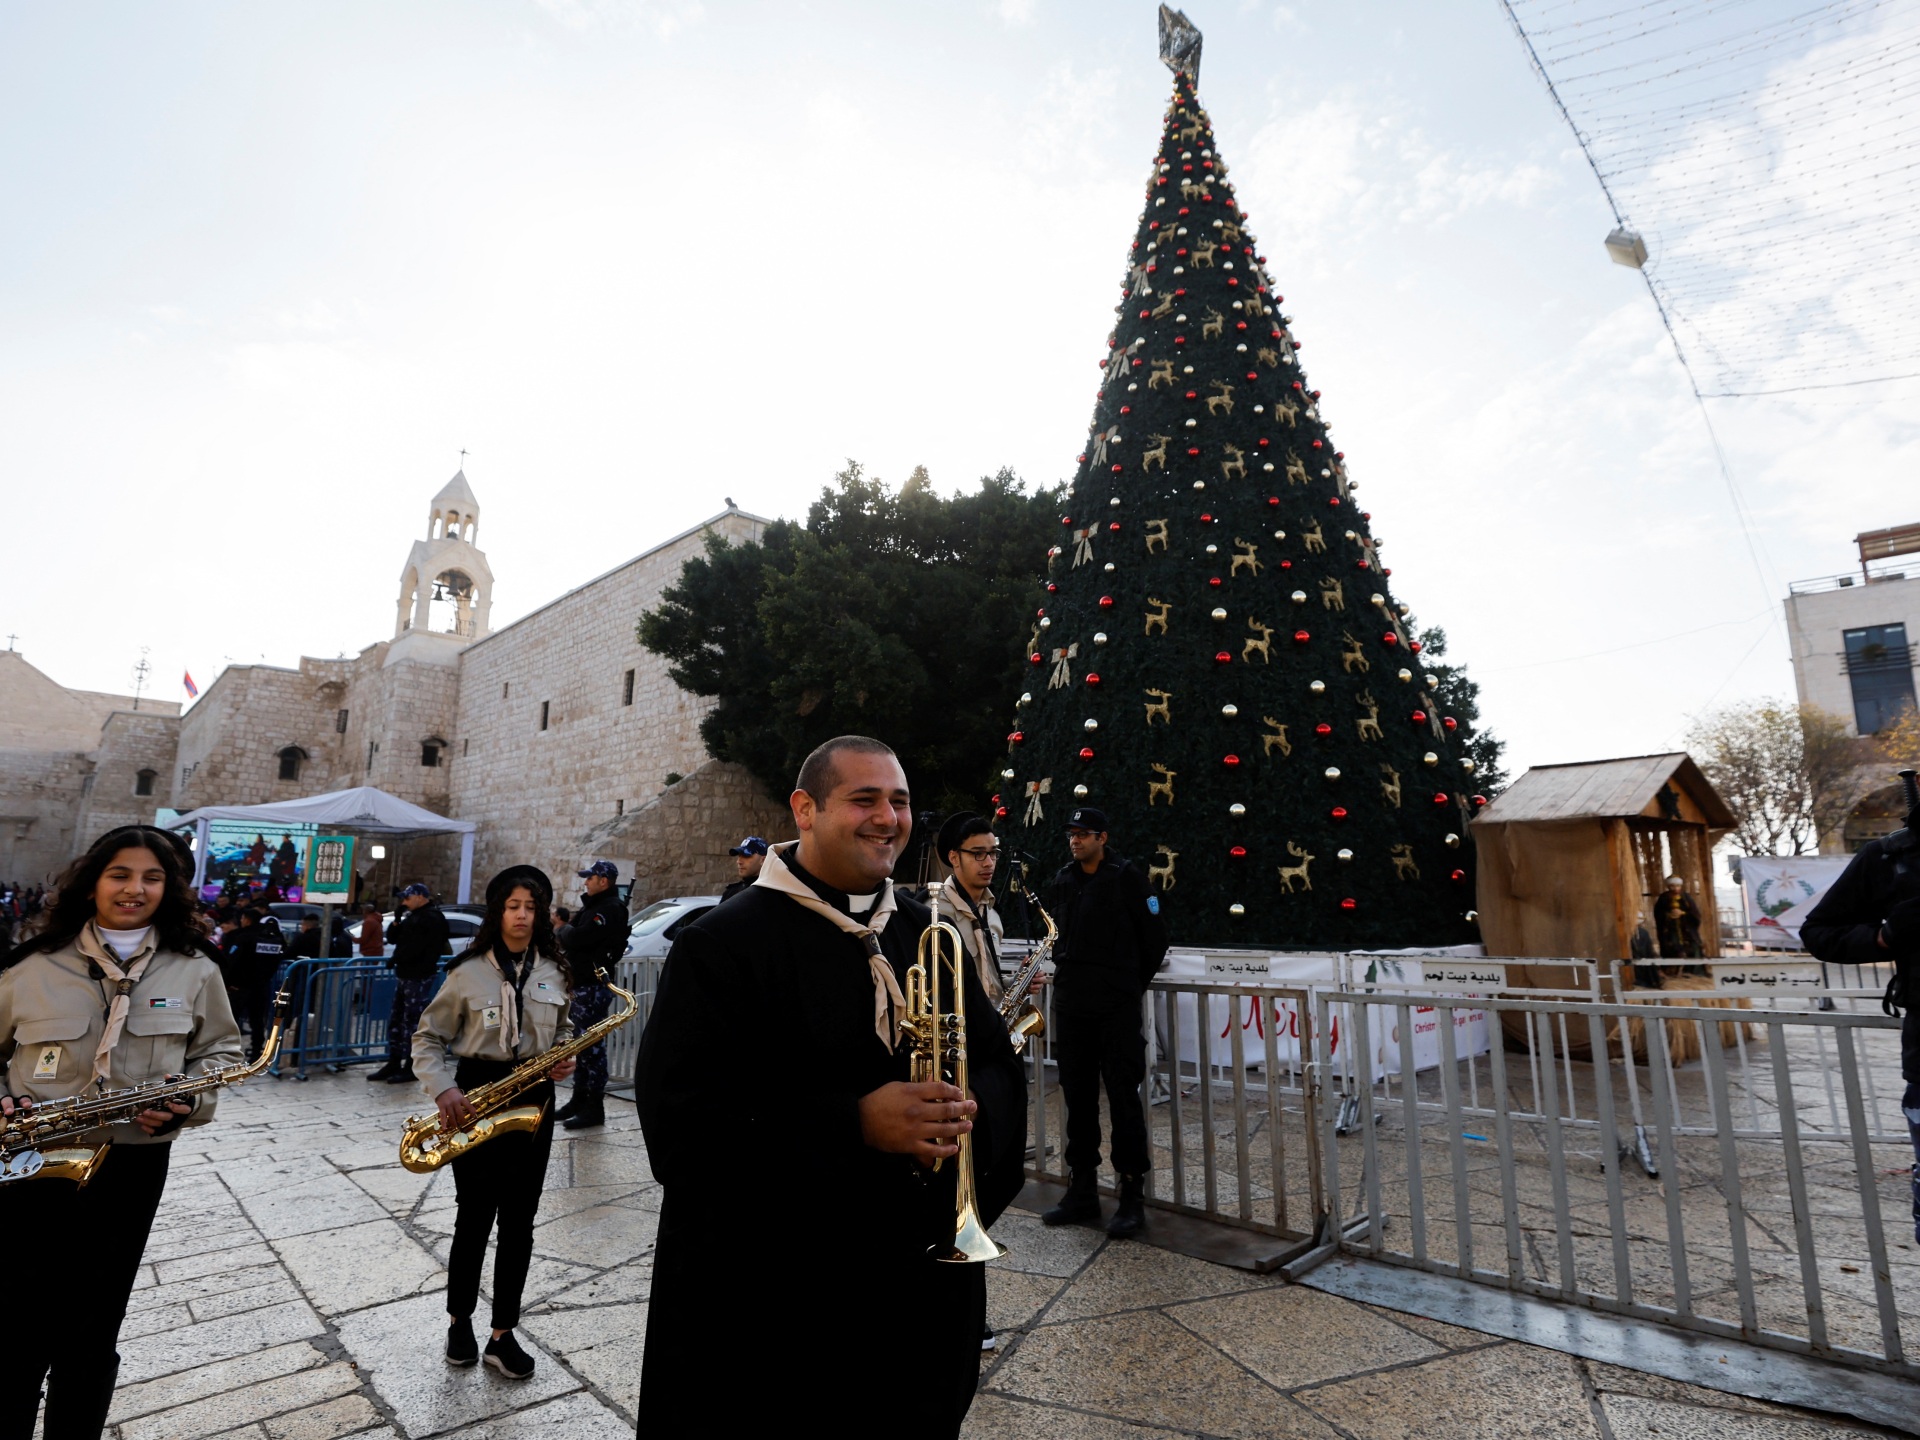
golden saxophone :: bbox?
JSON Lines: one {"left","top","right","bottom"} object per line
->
{"left": 399, "top": 967, "right": 638, "bottom": 1174}
{"left": 0, "top": 990, "right": 290, "bottom": 1187}
{"left": 903, "top": 889, "right": 1008, "bottom": 1265}
{"left": 997, "top": 864, "right": 1054, "bottom": 1056}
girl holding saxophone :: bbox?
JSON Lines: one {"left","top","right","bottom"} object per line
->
{"left": 0, "top": 826, "right": 245, "bottom": 1439}
{"left": 411, "top": 864, "right": 574, "bottom": 1379}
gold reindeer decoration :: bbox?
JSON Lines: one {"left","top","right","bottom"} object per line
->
{"left": 1148, "top": 358, "right": 1175, "bottom": 390}
{"left": 1147, "top": 763, "right": 1177, "bottom": 807}
{"left": 1144, "top": 597, "right": 1171, "bottom": 636}
{"left": 1261, "top": 717, "right": 1291, "bottom": 758}
{"left": 1229, "top": 538, "right": 1262, "bottom": 577}
{"left": 1146, "top": 846, "right": 1178, "bottom": 890}
{"left": 1242, "top": 618, "right": 1274, "bottom": 664}
{"left": 1141, "top": 435, "right": 1171, "bottom": 472}
{"left": 1339, "top": 630, "right": 1370, "bottom": 673}
{"left": 1221, "top": 445, "right": 1246, "bottom": 481}
{"left": 1201, "top": 308, "right": 1225, "bottom": 340}
{"left": 1355, "top": 690, "right": 1383, "bottom": 742}
{"left": 1144, "top": 518, "right": 1169, "bottom": 554}
{"left": 1151, "top": 291, "right": 1176, "bottom": 320}
{"left": 1380, "top": 765, "right": 1403, "bottom": 808}
{"left": 1256, "top": 346, "right": 1280, "bottom": 369}
{"left": 1390, "top": 844, "right": 1421, "bottom": 881}
{"left": 1320, "top": 577, "right": 1345, "bottom": 611}
{"left": 1302, "top": 520, "right": 1327, "bottom": 554}
{"left": 1284, "top": 456, "right": 1309, "bottom": 487}
{"left": 1144, "top": 688, "right": 1172, "bottom": 726}
{"left": 1277, "top": 842, "right": 1315, "bottom": 894}
{"left": 1206, "top": 381, "right": 1234, "bottom": 416}
{"left": 1271, "top": 395, "right": 1298, "bottom": 427}
{"left": 1191, "top": 237, "right": 1216, "bottom": 267}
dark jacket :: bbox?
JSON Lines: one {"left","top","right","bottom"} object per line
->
{"left": 388, "top": 903, "right": 451, "bottom": 981}
{"left": 1044, "top": 849, "right": 1170, "bottom": 1011}
{"left": 721, "top": 878, "right": 753, "bottom": 903}
{"left": 221, "top": 918, "right": 287, "bottom": 987}
{"left": 633, "top": 880, "right": 1025, "bottom": 1434}
{"left": 1801, "top": 830, "right": 1920, "bottom": 1083}
{"left": 564, "top": 888, "right": 631, "bottom": 981}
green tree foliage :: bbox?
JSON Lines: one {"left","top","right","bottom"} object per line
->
{"left": 1415, "top": 626, "right": 1508, "bottom": 794}
{"left": 637, "top": 462, "right": 1062, "bottom": 813}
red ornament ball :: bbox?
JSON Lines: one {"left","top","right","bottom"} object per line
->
{"left": 1314, "top": 722, "right": 1332, "bottom": 737}
{"left": 1471, "top": 794, "right": 1490, "bottom": 808}
{"left": 1029, "top": 653, "right": 1043, "bottom": 665}
{"left": 1214, "top": 650, "right": 1233, "bottom": 664}
{"left": 1293, "top": 629, "right": 1311, "bottom": 644}
{"left": 1410, "top": 710, "right": 1427, "bottom": 725}
{"left": 1061, "top": 516, "right": 1073, "bottom": 526}
{"left": 1340, "top": 897, "right": 1357, "bottom": 912}
{"left": 1451, "top": 869, "right": 1467, "bottom": 883}
{"left": 1230, "top": 845, "right": 1247, "bottom": 858}
{"left": 1008, "top": 730, "right": 1024, "bottom": 745}
{"left": 1223, "top": 754, "right": 1241, "bottom": 768}
{"left": 1268, "top": 496, "right": 1280, "bottom": 507}
{"left": 995, "top": 806, "right": 1009, "bottom": 819}
{"left": 1432, "top": 792, "right": 1449, "bottom": 806}
{"left": 1209, "top": 576, "right": 1223, "bottom": 587}
{"left": 1382, "top": 632, "right": 1398, "bottom": 646}
{"left": 1085, "top": 673, "right": 1102, "bottom": 686}
{"left": 1098, "top": 595, "right": 1115, "bottom": 608}
{"left": 1330, "top": 806, "right": 1349, "bottom": 820}
{"left": 1079, "top": 747, "right": 1095, "bottom": 762}
{"left": 1199, "top": 512, "right": 1213, "bottom": 523}
{"left": 1409, "top": 640, "right": 1424, "bottom": 654}
{"left": 1108, "top": 521, "right": 1121, "bottom": 533}
{"left": 1442, "top": 716, "right": 1458, "bottom": 732}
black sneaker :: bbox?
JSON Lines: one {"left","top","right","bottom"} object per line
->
{"left": 366, "top": 1061, "right": 400, "bottom": 1083}
{"left": 446, "top": 1319, "right": 478, "bottom": 1367}
{"left": 484, "top": 1330, "right": 535, "bottom": 1379}
{"left": 981, "top": 1324, "right": 996, "bottom": 1353}
{"left": 386, "top": 1065, "right": 417, "bottom": 1085}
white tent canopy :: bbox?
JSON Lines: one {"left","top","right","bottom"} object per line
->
{"left": 168, "top": 786, "right": 477, "bottom": 903}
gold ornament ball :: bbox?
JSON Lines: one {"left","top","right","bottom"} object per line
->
{"left": 1019, "top": 692, "right": 1033, "bottom": 706}
{"left": 1310, "top": 680, "right": 1327, "bottom": 695}
{"left": 1423, "top": 751, "right": 1439, "bottom": 767}
{"left": 1001, "top": 768, "right": 1014, "bottom": 779}
{"left": 1397, "top": 668, "right": 1413, "bottom": 683}
{"left": 1229, "top": 802, "right": 1246, "bottom": 817}
{"left": 1337, "top": 848, "right": 1354, "bottom": 862}
{"left": 1093, "top": 631, "right": 1109, "bottom": 645}
{"left": 1221, "top": 703, "right": 1239, "bottom": 717}
{"left": 1074, "top": 784, "right": 1090, "bottom": 798}
{"left": 1211, "top": 607, "right": 1228, "bottom": 621}
{"left": 1291, "top": 590, "right": 1307, "bottom": 603}
{"left": 1444, "top": 833, "right": 1461, "bottom": 848}
{"left": 1324, "top": 767, "right": 1341, "bottom": 781}
{"left": 1229, "top": 903, "right": 1245, "bottom": 917}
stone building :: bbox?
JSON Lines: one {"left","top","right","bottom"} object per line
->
{"left": 5, "top": 473, "right": 792, "bottom": 902}
{"left": 0, "top": 648, "right": 182, "bottom": 884}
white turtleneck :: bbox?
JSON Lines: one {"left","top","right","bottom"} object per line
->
{"left": 99, "top": 925, "right": 153, "bottom": 960}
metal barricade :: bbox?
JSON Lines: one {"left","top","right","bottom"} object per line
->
{"left": 270, "top": 959, "right": 437, "bottom": 1079}
{"left": 1314, "top": 985, "right": 1915, "bottom": 1379}
{"left": 1023, "top": 973, "right": 1325, "bottom": 1253}
{"left": 603, "top": 955, "right": 665, "bottom": 1093}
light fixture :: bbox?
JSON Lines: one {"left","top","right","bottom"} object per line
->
{"left": 1604, "top": 226, "right": 1647, "bottom": 269}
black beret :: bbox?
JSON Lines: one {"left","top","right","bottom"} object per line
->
{"left": 486, "top": 865, "right": 554, "bottom": 908}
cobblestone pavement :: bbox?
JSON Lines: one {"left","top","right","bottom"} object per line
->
{"left": 56, "top": 1069, "right": 1906, "bottom": 1440}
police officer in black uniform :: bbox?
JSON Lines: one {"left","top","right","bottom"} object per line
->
{"left": 1802, "top": 769, "right": 1920, "bottom": 1242}
{"left": 554, "top": 860, "right": 629, "bottom": 1130}
{"left": 1039, "top": 806, "right": 1169, "bottom": 1239}
{"left": 219, "top": 905, "right": 286, "bottom": 1063}
{"left": 367, "top": 883, "right": 451, "bottom": 1085}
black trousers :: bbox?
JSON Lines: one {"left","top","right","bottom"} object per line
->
{"left": 1055, "top": 1000, "right": 1150, "bottom": 1177}
{"left": 0, "top": 1142, "right": 173, "bottom": 1440}
{"left": 446, "top": 1061, "right": 553, "bottom": 1331}
{"left": 235, "top": 978, "right": 275, "bottom": 1062}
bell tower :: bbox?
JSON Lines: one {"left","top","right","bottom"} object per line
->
{"left": 391, "top": 470, "right": 495, "bottom": 666}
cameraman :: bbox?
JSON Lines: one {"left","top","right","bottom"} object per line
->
{"left": 1801, "top": 770, "right": 1920, "bottom": 1242}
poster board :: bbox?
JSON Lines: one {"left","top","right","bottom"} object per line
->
{"left": 304, "top": 834, "right": 357, "bottom": 904}
{"left": 1739, "top": 856, "right": 1851, "bottom": 950}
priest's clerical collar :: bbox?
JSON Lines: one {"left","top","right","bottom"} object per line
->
{"left": 784, "top": 847, "right": 881, "bottom": 917}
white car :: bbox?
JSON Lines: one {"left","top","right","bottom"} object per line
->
{"left": 623, "top": 896, "right": 723, "bottom": 961}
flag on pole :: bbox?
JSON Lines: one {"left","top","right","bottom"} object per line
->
{"left": 182, "top": 671, "right": 199, "bottom": 699}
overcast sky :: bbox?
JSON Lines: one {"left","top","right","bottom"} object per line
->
{"left": 2, "top": 1, "right": 1914, "bottom": 779}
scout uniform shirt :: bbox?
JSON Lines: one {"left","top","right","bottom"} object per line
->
{"left": 938, "top": 874, "right": 1006, "bottom": 1008}
{"left": 410, "top": 949, "right": 573, "bottom": 1097}
{"left": 0, "top": 938, "right": 245, "bottom": 1144}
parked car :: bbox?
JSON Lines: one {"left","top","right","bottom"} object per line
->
{"left": 342, "top": 910, "right": 483, "bottom": 958}
{"left": 623, "top": 896, "right": 722, "bottom": 961}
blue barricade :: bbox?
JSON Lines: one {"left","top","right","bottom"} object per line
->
{"left": 270, "top": 958, "right": 444, "bottom": 1079}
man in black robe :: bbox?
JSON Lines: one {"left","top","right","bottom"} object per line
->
{"left": 633, "top": 736, "right": 1026, "bottom": 1438}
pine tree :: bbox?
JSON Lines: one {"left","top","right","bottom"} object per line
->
{"left": 998, "top": 26, "right": 1485, "bottom": 949}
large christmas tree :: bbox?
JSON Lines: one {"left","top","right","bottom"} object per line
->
{"left": 997, "top": 9, "right": 1485, "bottom": 950}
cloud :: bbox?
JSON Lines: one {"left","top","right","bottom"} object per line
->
{"left": 996, "top": 0, "right": 1037, "bottom": 27}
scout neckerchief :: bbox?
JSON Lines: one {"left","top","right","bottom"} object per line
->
{"left": 755, "top": 842, "right": 906, "bottom": 1051}
{"left": 940, "top": 875, "right": 1004, "bottom": 1005}
{"left": 485, "top": 947, "right": 535, "bottom": 1052}
{"left": 75, "top": 921, "right": 162, "bottom": 1087}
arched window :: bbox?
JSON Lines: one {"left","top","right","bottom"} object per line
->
{"left": 277, "top": 746, "right": 308, "bottom": 782}
{"left": 134, "top": 768, "right": 156, "bottom": 797}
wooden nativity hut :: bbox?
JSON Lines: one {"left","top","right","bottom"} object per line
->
{"left": 1472, "top": 752, "right": 1736, "bottom": 965}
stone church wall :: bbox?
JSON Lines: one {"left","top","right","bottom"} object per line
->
{"left": 73, "top": 710, "right": 182, "bottom": 842}
{"left": 574, "top": 759, "right": 795, "bottom": 906}
{"left": 0, "top": 748, "right": 91, "bottom": 885}
{"left": 450, "top": 513, "right": 768, "bottom": 886}
{"left": 175, "top": 658, "right": 354, "bottom": 809}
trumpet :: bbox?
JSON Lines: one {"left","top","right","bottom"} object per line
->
{"left": 903, "top": 890, "right": 1008, "bottom": 1265}
{"left": 998, "top": 863, "right": 1054, "bottom": 1056}
{"left": 399, "top": 968, "right": 638, "bottom": 1174}
{"left": 0, "top": 990, "right": 290, "bottom": 1187}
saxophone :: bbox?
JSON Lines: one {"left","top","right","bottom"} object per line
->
{"left": 399, "top": 967, "right": 638, "bottom": 1173}
{"left": 0, "top": 990, "right": 290, "bottom": 1187}
{"left": 998, "top": 864, "right": 1055, "bottom": 1055}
